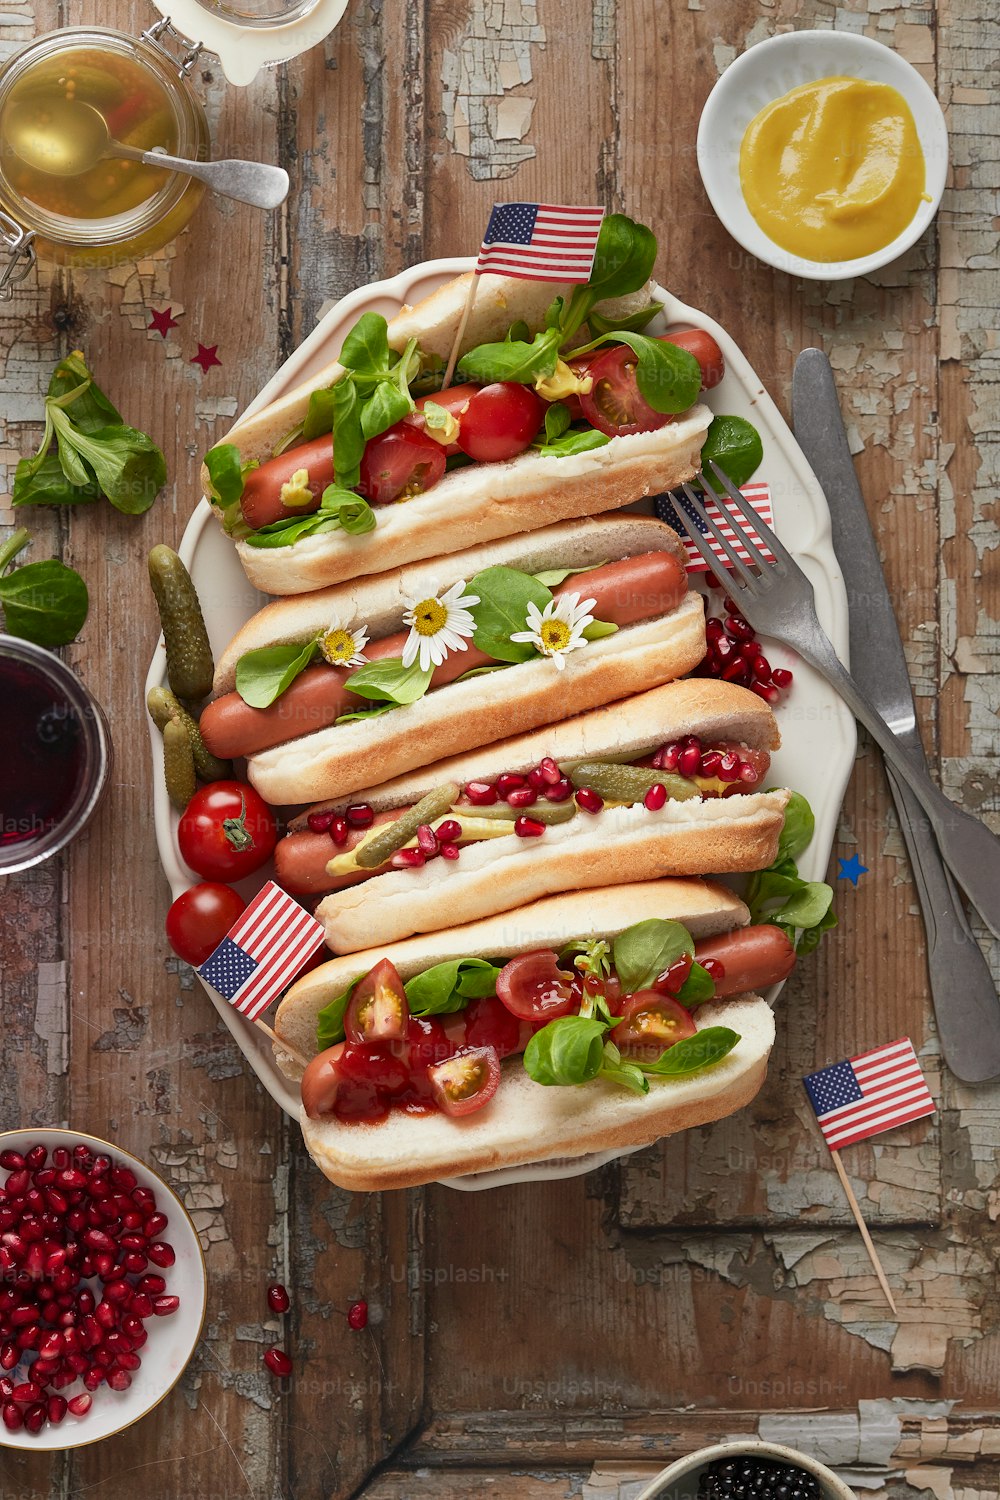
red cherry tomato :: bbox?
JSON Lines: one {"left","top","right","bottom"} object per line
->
{"left": 495, "top": 950, "right": 577, "bottom": 1022}
{"left": 165, "top": 883, "right": 246, "bottom": 966}
{"left": 358, "top": 422, "right": 447, "bottom": 504}
{"left": 463, "top": 995, "right": 522, "bottom": 1057}
{"left": 177, "top": 782, "right": 278, "bottom": 882}
{"left": 612, "top": 989, "right": 697, "bottom": 1061}
{"left": 411, "top": 385, "right": 478, "bottom": 456}
{"left": 456, "top": 382, "right": 543, "bottom": 462}
{"left": 428, "top": 1046, "right": 500, "bottom": 1117}
{"left": 345, "top": 958, "right": 410, "bottom": 1044}
{"left": 578, "top": 344, "right": 675, "bottom": 438}
{"left": 659, "top": 328, "right": 725, "bottom": 390}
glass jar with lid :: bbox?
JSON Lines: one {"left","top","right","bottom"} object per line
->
{"left": 0, "top": 1, "right": 350, "bottom": 290}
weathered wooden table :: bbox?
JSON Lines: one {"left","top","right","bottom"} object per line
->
{"left": 2, "top": 2, "right": 998, "bottom": 1496}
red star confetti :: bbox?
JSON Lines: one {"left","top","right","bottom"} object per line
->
{"left": 148, "top": 307, "right": 179, "bottom": 337}
{"left": 191, "top": 343, "right": 221, "bottom": 373}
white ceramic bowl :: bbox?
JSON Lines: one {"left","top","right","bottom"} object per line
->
{"left": 0, "top": 1128, "right": 206, "bottom": 1451}
{"left": 697, "top": 29, "right": 949, "bottom": 280}
{"left": 634, "top": 1439, "right": 857, "bottom": 1500}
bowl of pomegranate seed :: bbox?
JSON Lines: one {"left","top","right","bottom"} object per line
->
{"left": 0, "top": 1129, "right": 207, "bottom": 1450}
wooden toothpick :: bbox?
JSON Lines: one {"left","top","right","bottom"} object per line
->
{"left": 441, "top": 273, "right": 480, "bottom": 390}
{"left": 830, "top": 1149, "right": 898, "bottom": 1315}
{"left": 254, "top": 1018, "right": 310, "bottom": 1073}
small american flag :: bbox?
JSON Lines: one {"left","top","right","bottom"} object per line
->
{"left": 476, "top": 202, "right": 605, "bottom": 283}
{"left": 656, "top": 482, "right": 776, "bottom": 572}
{"left": 197, "top": 881, "right": 325, "bottom": 1022}
{"left": 804, "top": 1037, "right": 935, "bottom": 1151}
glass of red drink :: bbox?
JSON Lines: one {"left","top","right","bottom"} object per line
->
{"left": 0, "top": 635, "right": 111, "bottom": 874}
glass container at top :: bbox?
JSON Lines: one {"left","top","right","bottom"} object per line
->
{"left": 0, "top": 1, "right": 349, "bottom": 290}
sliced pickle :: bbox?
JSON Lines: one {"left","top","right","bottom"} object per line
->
{"left": 566, "top": 761, "right": 700, "bottom": 803}
{"left": 457, "top": 800, "right": 577, "bottom": 825}
{"left": 354, "top": 782, "right": 460, "bottom": 869}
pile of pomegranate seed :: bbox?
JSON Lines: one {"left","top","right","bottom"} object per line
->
{"left": 389, "top": 819, "right": 463, "bottom": 870}
{"left": 463, "top": 762, "right": 573, "bottom": 816}
{"left": 652, "top": 734, "right": 761, "bottom": 789}
{"left": 697, "top": 595, "right": 794, "bottom": 704}
{"left": 307, "top": 804, "right": 374, "bottom": 845}
{"left": 0, "top": 1142, "right": 178, "bottom": 1436}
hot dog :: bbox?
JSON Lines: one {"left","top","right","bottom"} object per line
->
{"left": 269, "top": 678, "right": 793, "bottom": 955}
{"left": 199, "top": 513, "right": 708, "bottom": 808}
{"left": 201, "top": 215, "right": 732, "bottom": 597}
{"left": 271, "top": 880, "right": 783, "bottom": 1191}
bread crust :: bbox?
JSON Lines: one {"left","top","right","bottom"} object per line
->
{"left": 317, "top": 790, "right": 789, "bottom": 953}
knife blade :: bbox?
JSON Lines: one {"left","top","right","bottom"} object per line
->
{"left": 792, "top": 347, "right": 1000, "bottom": 1083}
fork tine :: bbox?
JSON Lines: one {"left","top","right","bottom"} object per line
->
{"left": 706, "top": 460, "right": 796, "bottom": 573}
{"left": 679, "top": 482, "right": 759, "bottom": 590}
{"left": 670, "top": 492, "right": 734, "bottom": 591}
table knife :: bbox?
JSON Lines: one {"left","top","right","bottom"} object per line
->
{"left": 791, "top": 347, "right": 1000, "bottom": 1083}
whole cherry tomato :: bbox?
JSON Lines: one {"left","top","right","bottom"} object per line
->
{"left": 177, "top": 781, "right": 278, "bottom": 882}
{"left": 166, "top": 883, "right": 246, "bottom": 966}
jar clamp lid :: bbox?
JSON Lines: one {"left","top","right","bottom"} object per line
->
{"left": 147, "top": 1, "right": 351, "bottom": 86}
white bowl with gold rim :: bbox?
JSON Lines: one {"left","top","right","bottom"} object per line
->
{"left": 697, "top": 29, "right": 949, "bottom": 280}
{"left": 0, "top": 1129, "right": 206, "bottom": 1452}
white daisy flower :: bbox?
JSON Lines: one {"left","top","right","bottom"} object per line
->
{"left": 402, "top": 579, "right": 480, "bottom": 673}
{"left": 510, "top": 591, "right": 596, "bottom": 671}
{"left": 317, "top": 614, "right": 369, "bottom": 668}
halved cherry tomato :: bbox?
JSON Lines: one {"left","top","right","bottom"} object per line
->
{"left": 659, "top": 328, "right": 725, "bottom": 390}
{"left": 345, "top": 958, "right": 410, "bottom": 1044}
{"left": 338, "top": 1041, "right": 410, "bottom": 1095}
{"left": 612, "top": 990, "right": 697, "bottom": 1061}
{"left": 427, "top": 1045, "right": 500, "bottom": 1117}
{"left": 165, "top": 882, "right": 246, "bottom": 966}
{"left": 579, "top": 344, "right": 674, "bottom": 438}
{"left": 495, "top": 950, "right": 577, "bottom": 1022}
{"left": 358, "top": 422, "right": 447, "bottom": 504}
{"left": 456, "top": 382, "right": 543, "bottom": 462}
{"left": 411, "top": 385, "right": 478, "bottom": 456}
{"left": 463, "top": 995, "right": 522, "bottom": 1057}
{"left": 177, "top": 782, "right": 278, "bottom": 883}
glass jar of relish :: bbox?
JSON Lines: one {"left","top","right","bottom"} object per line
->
{"left": 0, "top": 2, "right": 350, "bottom": 286}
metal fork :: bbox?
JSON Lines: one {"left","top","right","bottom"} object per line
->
{"left": 675, "top": 463, "right": 1000, "bottom": 941}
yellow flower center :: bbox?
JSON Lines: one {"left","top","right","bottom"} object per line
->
{"left": 320, "top": 628, "right": 358, "bottom": 665}
{"left": 540, "top": 619, "right": 572, "bottom": 652}
{"left": 412, "top": 598, "right": 447, "bottom": 636}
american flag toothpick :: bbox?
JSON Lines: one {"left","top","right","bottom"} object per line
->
{"left": 804, "top": 1038, "right": 936, "bottom": 1314}
{"left": 197, "top": 880, "right": 324, "bottom": 1041}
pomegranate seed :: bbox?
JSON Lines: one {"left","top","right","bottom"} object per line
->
{"left": 495, "top": 772, "right": 526, "bottom": 798}
{"left": 725, "top": 614, "right": 753, "bottom": 640}
{"left": 137, "top": 1274, "right": 166, "bottom": 1295}
{"left": 307, "top": 808, "right": 335, "bottom": 833}
{"left": 264, "top": 1347, "right": 292, "bottom": 1377}
{"left": 51, "top": 1148, "right": 69, "bottom": 1171}
{"left": 329, "top": 817, "right": 349, "bottom": 847}
{"left": 17, "top": 1326, "right": 39, "bottom": 1351}
{"left": 146, "top": 1242, "right": 176, "bottom": 1269}
{"left": 82, "top": 1367, "right": 104, "bottom": 1391}
{"left": 415, "top": 824, "right": 439, "bottom": 856}
{"left": 267, "top": 1283, "right": 290, "bottom": 1315}
{"left": 39, "top": 1331, "right": 62, "bottom": 1359}
{"left": 527, "top": 766, "right": 548, "bottom": 791}
{"left": 152, "top": 1295, "right": 180, "bottom": 1316}
{"left": 73, "top": 1144, "right": 93, "bottom": 1164}
{"left": 66, "top": 1209, "right": 86, "bottom": 1233}
{"left": 128, "top": 1294, "right": 152, "bottom": 1320}
{"left": 0, "top": 1342, "right": 17, "bottom": 1370}
{"left": 705, "top": 617, "right": 724, "bottom": 641}
{"left": 440, "top": 842, "right": 460, "bottom": 860}
{"left": 722, "top": 660, "right": 750, "bottom": 684}
{"left": 5, "top": 1170, "right": 28, "bottom": 1197}
{"left": 107, "top": 1368, "right": 131, "bottom": 1392}
{"left": 677, "top": 744, "right": 702, "bottom": 777}
{"left": 95, "top": 1302, "right": 116, "bottom": 1330}
{"left": 537, "top": 756, "right": 562, "bottom": 785}
{"left": 55, "top": 1169, "right": 86, "bottom": 1190}
{"left": 10, "top": 1305, "right": 38, "bottom": 1328}
{"left": 24, "top": 1401, "right": 46, "bottom": 1433}
{"left": 12, "top": 1381, "right": 42, "bottom": 1404}
{"left": 507, "top": 785, "right": 539, "bottom": 809}
{"left": 68, "top": 1393, "right": 92, "bottom": 1417}
{"left": 702, "top": 958, "right": 726, "bottom": 981}
{"left": 752, "top": 682, "right": 780, "bottom": 704}
{"left": 83, "top": 1228, "right": 114, "bottom": 1253}
{"left": 513, "top": 817, "right": 545, "bottom": 838}
{"left": 717, "top": 753, "right": 741, "bottom": 782}
{"left": 25, "top": 1148, "right": 46, "bottom": 1171}
{"left": 346, "top": 803, "right": 374, "bottom": 828}
{"left": 77, "top": 1290, "right": 95, "bottom": 1315}
{"left": 103, "top": 1280, "right": 130, "bottom": 1305}
{"left": 121, "top": 1315, "right": 145, "bottom": 1340}
{"left": 575, "top": 788, "right": 604, "bottom": 814}
{"left": 643, "top": 783, "right": 667, "bottom": 811}
{"left": 544, "top": 777, "right": 573, "bottom": 802}
{"left": 464, "top": 780, "right": 498, "bottom": 806}
{"left": 390, "top": 847, "right": 426, "bottom": 869}
{"left": 130, "top": 1186, "right": 153, "bottom": 1211}
{"left": 0, "top": 1379, "right": 11, "bottom": 1399}
{"left": 0, "top": 1151, "right": 24, "bottom": 1170}
{"left": 739, "top": 762, "right": 759, "bottom": 784}
{"left": 47, "top": 1395, "right": 66, "bottom": 1424}
{"left": 2, "top": 1401, "right": 22, "bottom": 1431}
{"left": 435, "top": 819, "right": 461, "bottom": 843}
{"left": 32, "top": 1357, "right": 59, "bottom": 1381}
{"left": 656, "top": 742, "right": 680, "bottom": 771}
{"left": 129, "top": 1328, "right": 148, "bottom": 1350}
{"left": 119, "top": 1233, "right": 146, "bottom": 1251}
{"left": 699, "top": 749, "right": 722, "bottom": 775}
{"left": 753, "top": 655, "right": 772, "bottom": 682}
{"left": 347, "top": 1300, "right": 368, "bottom": 1330}
{"left": 771, "top": 667, "right": 793, "bottom": 689}
{"left": 123, "top": 1252, "right": 148, "bottom": 1275}
{"left": 739, "top": 639, "right": 760, "bottom": 661}
{"left": 117, "top": 1351, "right": 142, "bottom": 1371}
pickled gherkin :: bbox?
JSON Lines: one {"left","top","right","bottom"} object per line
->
{"left": 566, "top": 761, "right": 700, "bottom": 803}
{"left": 355, "top": 783, "right": 461, "bottom": 869}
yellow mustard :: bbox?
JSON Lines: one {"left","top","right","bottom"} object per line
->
{"left": 739, "top": 76, "right": 926, "bottom": 262}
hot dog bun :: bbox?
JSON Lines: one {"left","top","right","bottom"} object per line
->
{"left": 274, "top": 881, "right": 774, "bottom": 1190}
{"left": 212, "top": 515, "right": 707, "bottom": 806}
{"left": 302, "top": 679, "right": 788, "bottom": 952}
{"left": 202, "top": 264, "right": 711, "bottom": 596}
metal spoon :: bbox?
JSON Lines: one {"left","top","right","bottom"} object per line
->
{"left": 4, "top": 96, "right": 289, "bottom": 210}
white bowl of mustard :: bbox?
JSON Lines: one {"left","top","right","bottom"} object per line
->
{"left": 697, "top": 30, "right": 948, "bottom": 281}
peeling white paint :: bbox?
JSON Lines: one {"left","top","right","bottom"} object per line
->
{"left": 35, "top": 960, "right": 67, "bottom": 1077}
{"left": 441, "top": 0, "right": 546, "bottom": 179}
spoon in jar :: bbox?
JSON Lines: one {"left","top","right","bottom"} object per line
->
{"left": 4, "top": 96, "right": 289, "bottom": 210}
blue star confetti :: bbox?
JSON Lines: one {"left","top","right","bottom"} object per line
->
{"left": 837, "top": 854, "right": 868, "bottom": 887}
